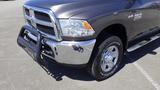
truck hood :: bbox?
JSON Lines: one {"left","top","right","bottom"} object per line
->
{"left": 25, "top": 0, "right": 129, "bottom": 19}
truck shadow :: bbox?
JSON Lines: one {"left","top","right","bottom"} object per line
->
{"left": 124, "top": 38, "right": 160, "bottom": 64}
{"left": 39, "top": 38, "right": 160, "bottom": 81}
{"left": 40, "top": 60, "right": 94, "bottom": 81}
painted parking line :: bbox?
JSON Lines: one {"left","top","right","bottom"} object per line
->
{"left": 133, "top": 62, "right": 160, "bottom": 90}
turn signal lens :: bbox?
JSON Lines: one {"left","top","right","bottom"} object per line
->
{"left": 82, "top": 21, "right": 92, "bottom": 30}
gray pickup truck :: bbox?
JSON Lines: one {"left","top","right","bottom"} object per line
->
{"left": 17, "top": 0, "right": 160, "bottom": 80}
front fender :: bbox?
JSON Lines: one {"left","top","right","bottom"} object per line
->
{"left": 90, "top": 11, "right": 135, "bottom": 41}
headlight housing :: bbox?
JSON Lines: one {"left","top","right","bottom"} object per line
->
{"left": 59, "top": 19, "right": 95, "bottom": 37}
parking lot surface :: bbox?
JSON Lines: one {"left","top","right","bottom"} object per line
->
{"left": 0, "top": 0, "right": 160, "bottom": 90}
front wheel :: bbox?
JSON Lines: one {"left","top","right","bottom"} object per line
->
{"left": 88, "top": 35, "right": 124, "bottom": 81}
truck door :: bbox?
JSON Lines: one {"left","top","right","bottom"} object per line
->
{"left": 154, "top": 0, "right": 160, "bottom": 27}
{"left": 129, "top": 0, "right": 159, "bottom": 38}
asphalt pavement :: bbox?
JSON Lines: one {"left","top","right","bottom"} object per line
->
{"left": 0, "top": 0, "right": 160, "bottom": 90}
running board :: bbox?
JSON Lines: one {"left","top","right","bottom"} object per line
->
{"left": 127, "top": 33, "right": 160, "bottom": 52}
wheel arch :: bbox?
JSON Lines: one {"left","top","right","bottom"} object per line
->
{"left": 96, "top": 23, "right": 128, "bottom": 51}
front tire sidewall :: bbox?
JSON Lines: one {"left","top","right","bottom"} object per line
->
{"left": 91, "top": 36, "right": 123, "bottom": 80}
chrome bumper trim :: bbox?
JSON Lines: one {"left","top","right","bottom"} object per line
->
{"left": 43, "top": 39, "right": 96, "bottom": 65}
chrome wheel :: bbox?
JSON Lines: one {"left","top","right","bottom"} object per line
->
{"left": 100, "top": 45, "right": 119, "bottom": 73}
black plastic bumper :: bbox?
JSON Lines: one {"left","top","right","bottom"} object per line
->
{"left": 17, "top": 26, "right": 42, "bottom": 61}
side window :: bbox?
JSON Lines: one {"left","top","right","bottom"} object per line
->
{"left": 127, "top": 0, "right": 158, "bottom": 8}
{"left": 138, "top": 0, "right": 157, "bottom": 4}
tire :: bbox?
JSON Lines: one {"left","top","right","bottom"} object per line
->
{"left": 88, "top": 35, "right": 124, "bottom": 81}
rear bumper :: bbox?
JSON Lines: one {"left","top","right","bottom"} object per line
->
{"left": 17, "top": 26, "right": 96, "bottom": 65}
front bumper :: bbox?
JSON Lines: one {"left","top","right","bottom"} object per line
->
{"left": 17, "top": 26, "right": 96, "bottom": 65}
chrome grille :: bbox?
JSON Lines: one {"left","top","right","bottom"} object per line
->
{"left": 34, "top": 11, "right": 51, "bottom": 22}
{"left": 24, "top": 8, "right": 30, "bottom": 16}
{"left": 23, "top": 5, "right": 61, "bottom": 41}
{"left": 36, "top": 24, "right": 55, "bottom": 35}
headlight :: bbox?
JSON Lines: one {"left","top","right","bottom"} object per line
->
{"left": 59, "top": 19, "right": 95, "bottom": 37}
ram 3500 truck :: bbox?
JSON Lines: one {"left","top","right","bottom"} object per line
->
{"left": 17, "top": 0, "right": 160, "bottom": 80}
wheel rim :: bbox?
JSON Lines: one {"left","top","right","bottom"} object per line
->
{"left": 100, "top": 45, "right": 119, "bottom": 73}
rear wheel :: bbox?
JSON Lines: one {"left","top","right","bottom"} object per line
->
{"left": 88, "top": 35, "right": 124, "bottom": 80}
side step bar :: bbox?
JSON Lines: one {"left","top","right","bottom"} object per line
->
{"left": 127, "top": 33, "right": 160, "bottom": 52}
